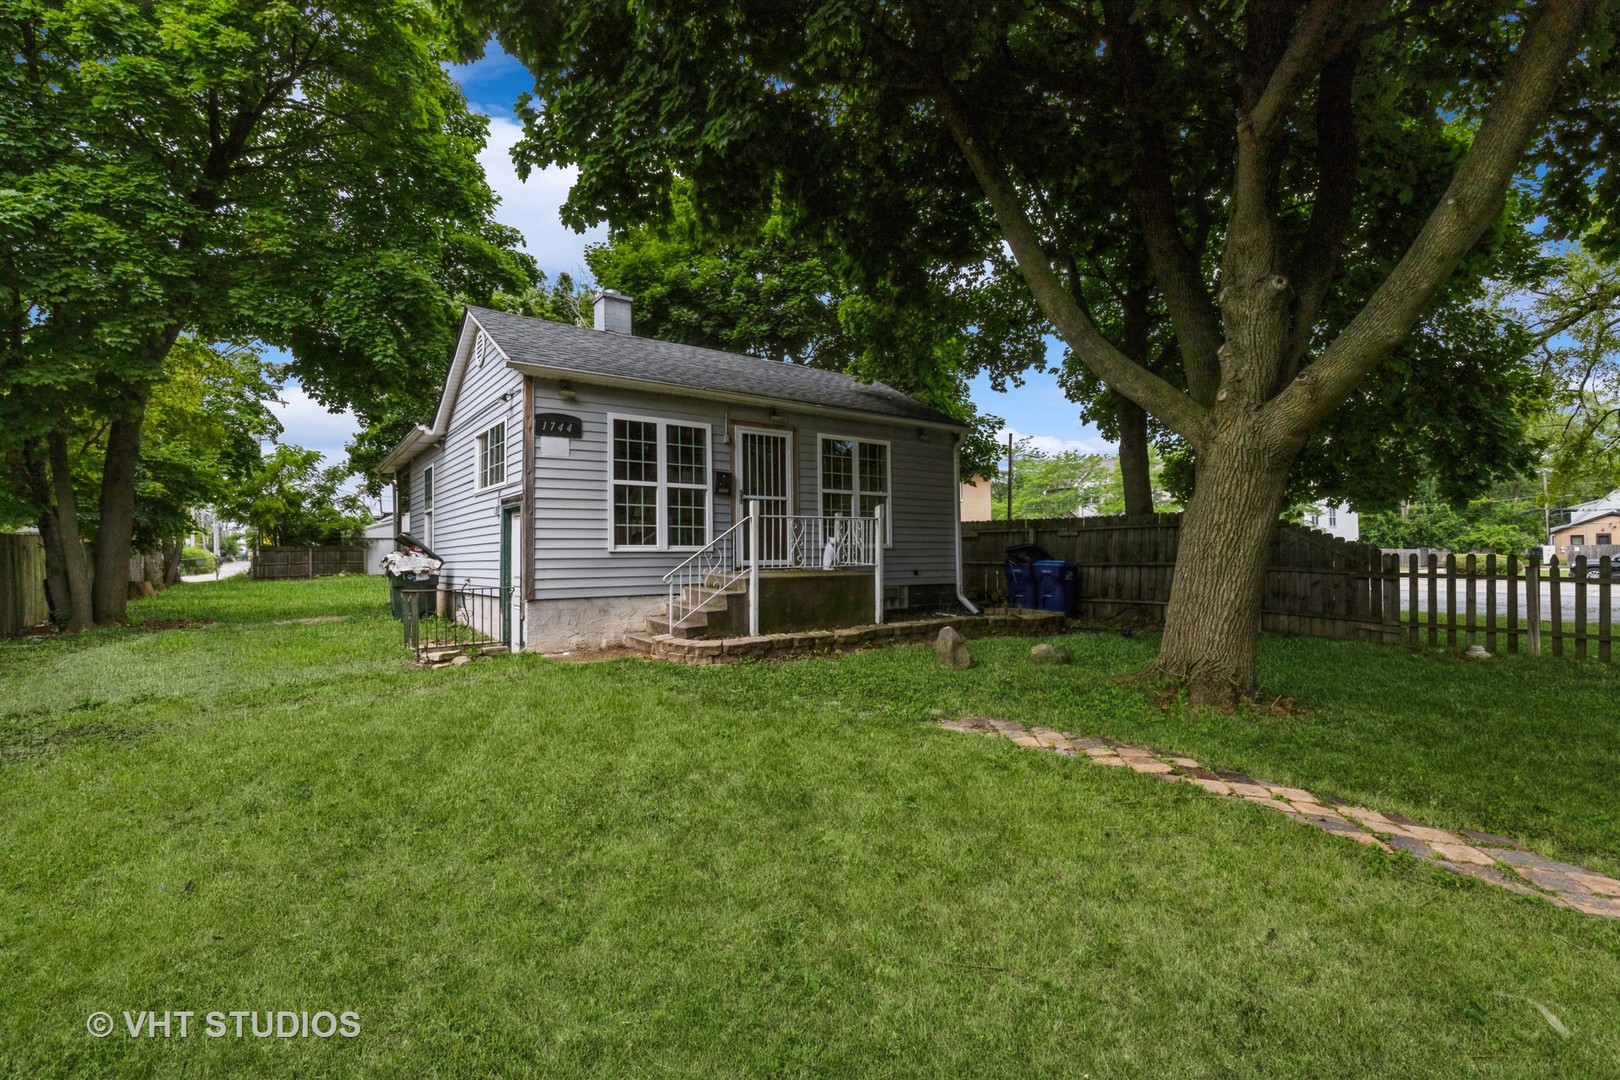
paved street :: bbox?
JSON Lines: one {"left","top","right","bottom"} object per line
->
{"left": 180, "top": 559, "right": 251, "bottom": 585}
{"left": 1397, "top": 573, "right": 1611, "bottom": 625}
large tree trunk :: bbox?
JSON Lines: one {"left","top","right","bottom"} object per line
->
{"left": 91, "top": 403, "right": 148, "bottom": 624}
{"left": 1147, "top": 423, "right": 1293, "bottom": 708}
{"left": 47, "top": 429, "right": 94, "bottom": 631}
{"left": 1114, "top": 396, "right": 1153, "bottom": 516}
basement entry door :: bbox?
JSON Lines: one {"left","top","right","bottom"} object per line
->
{"left": 736, "top": 427, "right": 791, "bottom": 565}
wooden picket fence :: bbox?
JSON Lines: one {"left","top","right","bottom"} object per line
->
{"left": 962, "top": 514, "right": 1404, "bottom": 645}
{"left": 251, "top": 545, "right": 367, "bottom": 580}
{"left": 1, "top": 532, "right": 50, "bottom": 637}
{"left": 1403, "top": 552, "right": 1613, "bottom": 661}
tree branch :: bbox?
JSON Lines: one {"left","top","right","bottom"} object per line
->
{"left": 1103, "top": 1, "right": 1223, "bottom": 405}
{"left": 1283, "top": 49, "right": 1359, "bottom": 381}
{"left": 929, "top": 78, "right": 1209, "bottom": 442}
{"left": 1268, "top": 0, "right": 1593, "bottom": 435}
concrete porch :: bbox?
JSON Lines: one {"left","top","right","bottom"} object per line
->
{"left": 646, "top": 569, "right": 876, "bottom": 638}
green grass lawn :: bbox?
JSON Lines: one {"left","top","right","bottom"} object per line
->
{"left": 2, "top": 575, "right": 1619, "bottom": 1077}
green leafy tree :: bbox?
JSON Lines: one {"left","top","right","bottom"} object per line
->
{"left": 2, "top": 0, "right": 531, "bottom": 626}
{"left": 465, "top": 0, "right": 1612, "bottom": 705}
{"left": 582, "top": 180, "right": 1045, "bottom": 478}
{"left": 224, "top": 446, "right": 371, "bottom": 548}
{"left": 989, "top": 438, "right": 1176, "bottom": 520}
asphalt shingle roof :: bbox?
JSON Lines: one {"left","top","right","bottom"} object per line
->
{"left": 465, "top": 305, "right": 962, "bottom": 427}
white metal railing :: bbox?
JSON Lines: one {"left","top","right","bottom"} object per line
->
{"left": 663, "top": 515, "right": 749, "bottom": 631}
{"left": 762, "top": 514, "right": 881, "bottom": 570}
{"left": 661, "top": 503, "right": 886, "bottom": 636}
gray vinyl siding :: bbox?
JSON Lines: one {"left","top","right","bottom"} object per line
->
{"left": 405, "top": 328, "right": 524, "bottom": 588}
{"left": 529, "top": 381, "right": 959, "bottom": 601}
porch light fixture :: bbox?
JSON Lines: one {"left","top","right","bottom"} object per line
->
{"left": 917, "top": 428, "right": 930, "bottom": 442}
{"left": 558, "top": 380, "right": 578, "bottom": 401}
{"left": 768, "top": 409, "right": 783, "bottom": 423}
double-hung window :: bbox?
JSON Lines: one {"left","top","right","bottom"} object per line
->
{"left": 477, "top": 422, "right": 507, "bottom": 489}
{"left": 611, "top": 416, "right": 710, "bottom": 549}
{"left": 421, "top": 465, "right": 434, "bottom": 546}
{"left": 820, "top": 436, "right": 891, "bottom": 543}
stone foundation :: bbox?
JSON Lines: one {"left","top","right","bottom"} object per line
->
{"left": 525, "top": 595, "right": 666, "bottom": 653}
{"left": 625, "top": 609, "right": 1065, "bottom": 663}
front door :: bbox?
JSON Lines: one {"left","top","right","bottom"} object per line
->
{"left": 500, "top": 504, "right": 522, "bottom": 651}
{"left": 736, "top": 427, "right": 792, "bottom": 566}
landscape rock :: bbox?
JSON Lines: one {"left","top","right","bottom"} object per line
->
{"left": 1030, "top": 643, "right": 1071, "bottom": 665}
{"left": 1464, "top": 644, "right": 1492, "bottom": 661}
{"left": 936, "top": 626, "right": 973, "bottom": 669}
{"left": 449, "top": 654, "right": 473, "bottom": 667}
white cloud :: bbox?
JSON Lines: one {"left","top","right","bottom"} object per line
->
{"left": 996, "top": 428, "right": 1117, "bottom": 458}
{"left": 480, "top": 116, "right": 608, "bottom": 280}
{"left": 266, "top": 384, "right": 359, "bottom": 469}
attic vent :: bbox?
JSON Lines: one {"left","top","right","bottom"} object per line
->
{"left": 594, "top": 290, "right": 633, "bottom": 334}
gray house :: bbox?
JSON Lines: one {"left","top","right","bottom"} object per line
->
{"left": 376, "top": 293, "right": 977, "bottom": 652}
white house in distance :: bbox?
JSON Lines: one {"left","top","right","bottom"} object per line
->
{"left": 376, "top": 293, "right": 974, "bottom": 652}
{"left": 1307, "top": 501, "right": 1359, "bottom": 541}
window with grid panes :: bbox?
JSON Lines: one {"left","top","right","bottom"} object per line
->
{"left": 611, "top": 417, "right": 709, "bottom": 548}
{"left": 820, "top": 437, "right": 890, "bottom": 542}
{"left": 477, "top": 423, "right": 506, "bottom": 488}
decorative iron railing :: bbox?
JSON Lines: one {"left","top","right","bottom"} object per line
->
{"left": 661, "top": 504, "right": 886, "bottom": 637}
{"left": 663, "top": 517, "right": 750, "bottom": 631}
{"left": 767, "top": 514, "right": 880, "bottom": 570}
{"left": 400, "top": 583, "right": 511, "bottom": 660}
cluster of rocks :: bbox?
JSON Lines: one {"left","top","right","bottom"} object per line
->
{"left": 935, "top": 626, "right": 1072, "bottom": 670}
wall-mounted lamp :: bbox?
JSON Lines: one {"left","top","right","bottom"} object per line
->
{"left": 558, "top": 380, "right": 578, "bottom": 402}
{"left": 916, "top": 428, "right": 930, "bottom": 442}
{"left": 768, "top": 409, "right": 783, "bottom": 423}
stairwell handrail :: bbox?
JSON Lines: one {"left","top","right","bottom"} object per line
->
{"left": 662, "top": 511, "right": 752, "bottom": 631}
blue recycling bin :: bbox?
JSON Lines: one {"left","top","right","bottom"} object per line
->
{"left": 1004, "top": 560, "right": 1038, "bottom": 609}
{"left": 1003, "top": 543, "right": 1050, "bottom": 610}
{"left": 1032, "top": 560, "right": 1080, "bottom": 618}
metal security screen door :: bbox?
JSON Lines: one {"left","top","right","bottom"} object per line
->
{"left": 737, "top": 428, "right": 791, "bottom": 565}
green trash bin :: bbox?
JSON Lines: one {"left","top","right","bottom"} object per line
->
{"left": 388, "top": 571, "right": 438, "bottom": 619}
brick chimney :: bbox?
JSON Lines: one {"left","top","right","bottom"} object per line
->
{"left": 593, "top": 289, "right": 633, "bottom": 334}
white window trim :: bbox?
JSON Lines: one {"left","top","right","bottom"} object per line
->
{"left": 818, "top": 434, "right": 893, "bottom": 546}
{"left": 605, "top": 412, "right": 714, "bottom": 552}
{"left": 476, "top": 421, "right": 508, "bottom": 492}
{"left": 421, "top": 464, "right": 435, "bottom": 547}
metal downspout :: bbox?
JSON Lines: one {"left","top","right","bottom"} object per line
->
{"left": 954, "top": 441, "right": 981, "bottom": 615}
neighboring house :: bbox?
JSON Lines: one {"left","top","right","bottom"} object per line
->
{"left": 363, "top": 513, "right": 397, "bottom": 575}
{"left": 1552, "top": 491, "right": 1620, "bottom": 555}
{"left": 1306, "top": 501, "right": 1359, "bottom": 541}
{"left": 960, "top": 476, "right": 993, "bottom": 522}
{"left": 376, "top": 293, "right": 973, "bottom": 652}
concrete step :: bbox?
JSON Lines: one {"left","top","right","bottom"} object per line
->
{"left": 623, "top": 633, "right": 657, "bottom": 653}
{"left": 646, "top": 613, "right": 708, "bottom": 637}
{"left": 700, "top": 574, "right": 748, "bottom": 593}
{"left": 679, "top": 587, "right": 734, "bottom": 613}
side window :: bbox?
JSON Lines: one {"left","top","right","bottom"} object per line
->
{"left": 422, "top": 465, "right": 434, "bottom": 546}
{"left": 478, "top": 423, "right": 507, "bottom": 489}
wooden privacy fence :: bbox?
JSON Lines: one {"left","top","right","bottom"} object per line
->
{"left": 1404, "top": 552, "right": 1616, "bottom": 661}
{"left": 251, "top": 546, "right": 367, "bottom": 580}
{"left": 962, "top": 514, "right": 1403, "bottom": 645}
{"left": 1, "top": 533, "right": 50, "bottom": 637}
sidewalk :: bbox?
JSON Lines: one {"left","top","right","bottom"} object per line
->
{"left": 180, "top": 560, "right": 252, "bottom": 585}
{"left": 938, "top": 716, "right": 1620, "bottom": 919}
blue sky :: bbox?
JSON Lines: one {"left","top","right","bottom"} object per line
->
{"left": 272, "top": 44, "right": 1110, "bottom": 487}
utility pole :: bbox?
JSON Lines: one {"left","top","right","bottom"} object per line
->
{"left": 1540, "top": 467, "right": 1551, "bottom": 548}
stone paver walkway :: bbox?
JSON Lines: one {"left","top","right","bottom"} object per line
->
{"left": 938, "top": 715, "right": 1620, "bottom": 920}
